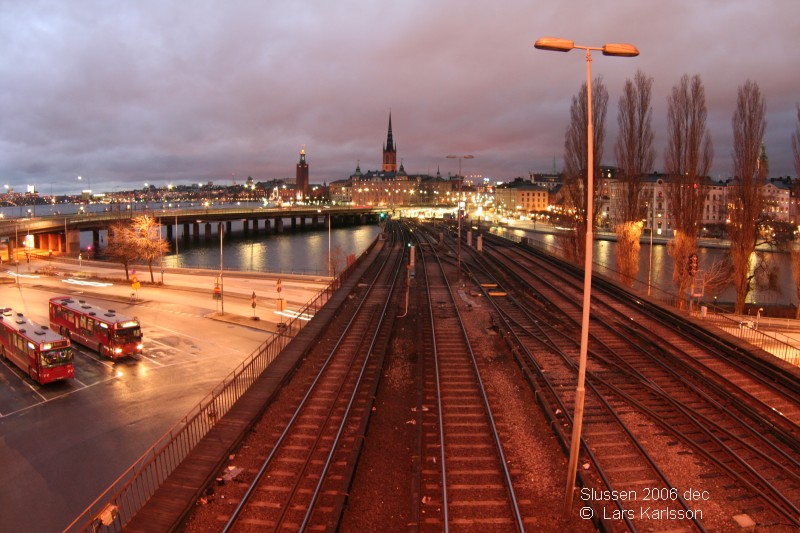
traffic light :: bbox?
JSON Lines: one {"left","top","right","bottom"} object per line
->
{"left": 688, "top": 253, "right": 698, "bottom": 276}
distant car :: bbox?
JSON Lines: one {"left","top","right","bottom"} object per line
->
{"left": 739, "top": 320, "right": 754, "bottom": 329}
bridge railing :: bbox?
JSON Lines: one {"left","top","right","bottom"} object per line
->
{"left": 0, "top": 204, "right": 382, "bottom": 238}
{"left": 63, "top": 238, "right": 378, "bottom": 533}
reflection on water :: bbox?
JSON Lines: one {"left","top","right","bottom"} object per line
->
{"left": 143, "top": 225, "right": 381, "bottom": 276}
{"left": 492, "top": 226, "right": 797, "bottom": 308}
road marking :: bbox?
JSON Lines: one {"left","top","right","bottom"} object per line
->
{"left": 139, "top": 318, "right": 256, "bottom": 352}
{"left": 0, "top": 361, "right": 48, "bottom": 401}
{"left": 61, "top": 278, "right": 114, "bottom": 287}
{"left": 0, "top": 376, "right": 118, "bottom": 419}
{"left": 139, "top": 303, "right": 205, "bottom": 319}
{"left": 77, "top": 349, "right": 118, "bottom": 370}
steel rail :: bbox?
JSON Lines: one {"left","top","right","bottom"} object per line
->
{"left": 482, "top": 235, "right": 800, "bottom": 441}
{"left": 451, "top": 233, "right": 696, "bottom": 531}
{"left": 298, "top": 231, "right": 406, "bottom": 529}
{"left": 493, "top": 239, "right": 800, "bottom": 455}
{"left": 413, "top": 226, "right": 525, "bottom": 532}
{"left": 222, "top": 223, "right": 405, "bottom": 531}
{"left": 477, "top": 233, "right": 800, "bottom": 528}
{"left": 483, "top": 231, "right": 800, "bottom": 398}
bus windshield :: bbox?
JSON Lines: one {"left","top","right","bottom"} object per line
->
{"left": 40, "top": 347, "right": 74, "bottom": 368}
{"left": 114, "top": 327, "right": 142, "bottom": 345}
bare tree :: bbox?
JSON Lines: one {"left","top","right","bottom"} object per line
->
{"left": 794, "top": 105, "right": 800, "bottom": 178}
{"left": 727, "top": 80, "right": 767, "bottom": 314}
{"left": 613, "top": 69, "right": 655, "bottom": 286}
{"left": 792, "top": 247, "right": 800, "bottom": 319}
{"left": 562, "top": 76, "right": 608, "bottom": 263}
{"left": 793, "top": 106, "right": 800, "bottom": 317}
{"left": 131, "top": 215, "right": 171, "bottom": 283}
{"left": 330, "top": 245, "right": 346, "bottom": 277}
{"left": 698, "top": 256, "right": 733, "bottom": 299}
{"left": 664, "top": 74, "right": 713, "bottom": 304}
{"left": 105, "top": 222, "right": 138, "bottom": 280}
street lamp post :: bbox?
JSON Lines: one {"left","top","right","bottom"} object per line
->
{"left": 157, "top": 217, "right": 165, "bottom": 285}
{"left": 174, "top": 215, "right": 179, "bottom": 267}
{"left": 318, "top": 209, "right": 332, "bottom": 276}
{"left": 534, "top": 36, "right": 638, "bottom": 516}
{"left": 446, "top": 154, "right": 474, "bottom": 283}
{"left": 219, "top": 222, "right": 224, "bottom": 314}
{"left": 648, "top": 197, "right": 655, "bottom": 296}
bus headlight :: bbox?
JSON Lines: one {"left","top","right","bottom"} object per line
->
{"left": 136, "top": 343, "right": 143, "bottom": 351}
{"left": 114, "top": 347, "right": 122, "bottom": 354}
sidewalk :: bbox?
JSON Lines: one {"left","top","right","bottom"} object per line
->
{"left": 7, "top": 256, "right": 331, "bottom": 334}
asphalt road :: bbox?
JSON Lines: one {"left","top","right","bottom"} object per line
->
{"left": 0, "top": 258, "right": 327, "bottom": 532}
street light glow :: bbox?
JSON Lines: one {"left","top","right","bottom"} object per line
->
{"left": 446, "top": 154, "right": 474, "bottom": 283}
{"left": 601, "top": 43, "right": 639, "bottom": 57}
{"left": 533, "top": 37, "right": 574, "bottom": 52}
{"left": 534, "top": 37, "right": 639, "bottom": 57}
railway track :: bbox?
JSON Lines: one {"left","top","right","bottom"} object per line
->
{"left": 411, "top": 227, "right": 525, "bottom": 532}
{"left": 218, "top": 224, "right": 407, "bottom": 532}
{"left": 162, "top": 219, "right": 800, "bottom": 532}
{"left": 456, "top": 229, "right": 800, "bottom": 530}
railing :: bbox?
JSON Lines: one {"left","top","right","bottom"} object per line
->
{"left": 63, "top": 238, "right": 378, "bottom": 533}
{"left": 699, "top": 311, "right": 800, "bottom": 367}
{"left": 0, "top": 204, "right": 383, "bottom": 238}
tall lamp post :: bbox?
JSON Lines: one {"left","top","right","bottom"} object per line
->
{"left": 534, "top": 36, "right": 638, "bottom": 516}
{"left": 446, "top": 154, "right": 474, "bottom": 282}
{"left": 318, "top": 209, "right": 332, "bottom": 276}
{"left": 328, "top": 212, "right": 332, "bottom": 276}
{"left": 647, "top": 197, "right": 655, "bottom": 296}
{"left": 219, "top": 221, "right": 224, "bottom": 314}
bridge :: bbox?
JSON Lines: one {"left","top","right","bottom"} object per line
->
{"left": 0, "top": 205, "right": 386, "bottom": 258}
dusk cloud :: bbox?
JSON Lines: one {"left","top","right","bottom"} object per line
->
{"left": 1, "top": 0, "right": 798, "bottom": 194}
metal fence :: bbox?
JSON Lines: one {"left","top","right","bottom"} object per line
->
{"left": 63, "top": 241, "right": 375, "bottom": 533}
{"left": 699, "top": 311, "right": 800, "bottom": 367}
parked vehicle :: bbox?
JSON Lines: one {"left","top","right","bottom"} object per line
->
{"left": 49, "top": 297, "right": 143, "bottom": 358}
{"left": 0, "top": 308, "right": 74, "bottom": 384}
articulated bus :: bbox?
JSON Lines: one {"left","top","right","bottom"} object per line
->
{"left": 49, "top": 297, "right": 143, "bottom": 359}
{"left": 0, "top": 308, "right": 74, "bottom": 384}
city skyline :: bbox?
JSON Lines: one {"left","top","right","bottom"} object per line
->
{"left": 1, "top": 1, "right": 798, "bottom": 194}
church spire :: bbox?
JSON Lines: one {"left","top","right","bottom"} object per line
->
{"left": 385, "top": 112, "right": 395, "bottom": 152}
{"left": 382, "top": 112, "right": 397, "bottom": 172}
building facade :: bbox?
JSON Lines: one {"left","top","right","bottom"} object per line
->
{"left": 329, "top": 113, "right": 454, "bottom": 207}
{"left": 494, "top": 179, "right": 549, "bottom": 214}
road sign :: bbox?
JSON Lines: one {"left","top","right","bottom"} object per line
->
{"left": 213, "top": 284, "right": 221, "bottom": 300}
{"left": 251, "top": 291, "right": 257, "bottom": 309}
{"left": 276, "top": 279, "right": 282, "bottom": 294}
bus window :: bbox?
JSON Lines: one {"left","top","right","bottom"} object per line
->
{"left": 114, "top": 327, "right": 142, "bottom": 345}
{"left": 40, "top": 347, "right": 73, "bottom": 368}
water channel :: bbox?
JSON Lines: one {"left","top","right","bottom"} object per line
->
{"left": 494, "top": 220, "right": 797, "bottom": 310}
{"left": 5, "top": 203, "right": 796, "bottom": 308}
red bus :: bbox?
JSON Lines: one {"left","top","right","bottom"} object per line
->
{"left": 0, "top": 308, "right": 74, "bottom": 384}
{"left": 49, "top": 297, "right": 143, "bottom": 359}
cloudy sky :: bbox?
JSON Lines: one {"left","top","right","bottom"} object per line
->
{"left": 1, "top": 0, "right": 798, "bottom": 194}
